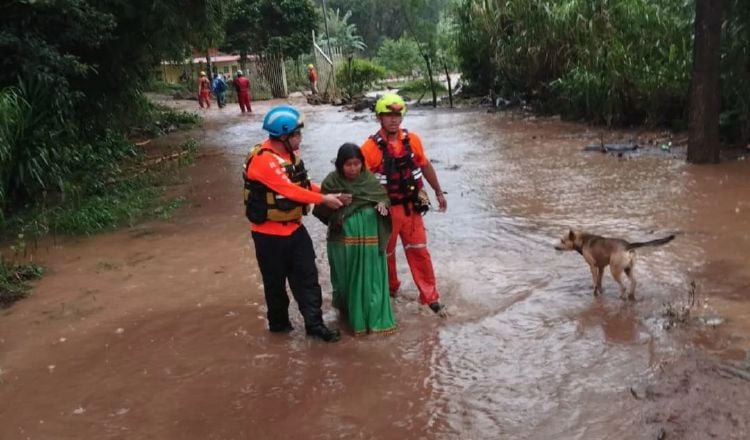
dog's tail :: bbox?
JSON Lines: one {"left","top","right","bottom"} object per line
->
{"left": 627, "top": 235, "right": 675, "bottom": 250}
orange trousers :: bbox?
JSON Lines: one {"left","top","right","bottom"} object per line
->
{"left": 386, "top": 204, "right": 440, "bottom": 305}
{"left": 198, "top": 90, "right": 211, "bottom": 108}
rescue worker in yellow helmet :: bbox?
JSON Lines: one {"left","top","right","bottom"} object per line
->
{"left": 307, "top": 64, "right": 318, "bottom": 95}
{"left": 244, "top": 105, "right": 350, "bottom": 342}
{"left": 359, "top": 94, "right": 448, "bottom": 317}
{"left": 197, "top": 71, "right": 211, "bottom": 109}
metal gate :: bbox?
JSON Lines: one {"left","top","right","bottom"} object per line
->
{"left": 242, "top": 54, "right": 288, "bottom": 100}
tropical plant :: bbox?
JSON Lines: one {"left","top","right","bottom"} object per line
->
{"left": 454, "top": 0, "right": 694, "bottom": 126}
{"left": 317, "top": 8, "right": 367, "bottom": 54}
{"left": 0, "top": 0, "right": 222, "bottom": 219}
{"left": 322, "top": 0, "right": 410, "bottom": 55}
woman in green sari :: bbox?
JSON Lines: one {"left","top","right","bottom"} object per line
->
{"left": 313, "top": 143, "right": 396, "bottom": 335}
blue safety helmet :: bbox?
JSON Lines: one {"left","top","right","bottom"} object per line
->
{"left": 262, "top": 105, "right": 304, "bottom": 138}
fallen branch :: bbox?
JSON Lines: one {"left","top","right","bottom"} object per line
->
{"left": 662, "top": 281, "right": 697, "bottom": 329}
{"left": 718, "top": 363, "right": 750, "bottom": 382}
{"left": 143, "top": 150, "right": 189, "bottom": 166}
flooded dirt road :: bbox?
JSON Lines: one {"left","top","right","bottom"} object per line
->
{"left": 1, "top": 97, "right": 749, "bottom": 439}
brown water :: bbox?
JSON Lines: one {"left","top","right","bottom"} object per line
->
{"left": 1, "top": 99, "right": 748, "bottom": 439}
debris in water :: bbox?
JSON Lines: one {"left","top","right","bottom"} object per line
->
{"left": 73, "top": 406, "right": 86, "bottom": 415}
{"left": 115, "top": 328, "right": 125, "bottom": 334}
{"left": 583, "top": 143, "right": 639, "bottom": 154}
{"left": 662, "top": 281, "right": 696, "bottom": 329}
{"left": 699, "top": 316, "right": 725, "bottom": 327}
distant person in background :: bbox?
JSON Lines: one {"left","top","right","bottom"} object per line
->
{"left": 211, "top": 73, "right": 227, "bottom": 108}
{"left": 307, "top": 64, "right": 318, "bottom": 95}
{"left": 197, "top": 71, "right": 211, "bottom": 109}
{"left": 234, "top": 70, "right": 252, "bottom": 114}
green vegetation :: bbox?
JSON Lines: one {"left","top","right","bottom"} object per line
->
{"left": 223, "top": 0, "right": 318, "bottom": 61}
{"left": 137, "top": 102, "right": 202, "bottom": 138}
{"left": 0, "top": 0, "right": 211, "bottom": 236}
{"left": 0, "top": 257, "right": 43, "bottom": 308}
{"left": 3, "top": 138, "right": 198, "bottom": 238}
{"left": 317, "top": 9, "right": 367, "bottom": 54}
{"left": 454, "top": 0, "right": 750, "bottom": 140}
{"left": 146, "top": 81, "right": 193, "bottom": 96}
{"left": 397, "top": 79, "right": 446, "bottom": 97}
{"left": 337, "top": 59, "right": 387, "bottom": 96}
{"left": 376, "top": 37, "right": 422, "bottom": 77}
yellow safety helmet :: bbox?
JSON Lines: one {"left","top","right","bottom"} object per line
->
{"left": 375, "top": 93, "right": 406, "bottom": 116}
{"left": 200, "top": 71, "right": 206, "bottom": 76}
{"left": 307, "top": 64, "right": 314, "bottom": 69}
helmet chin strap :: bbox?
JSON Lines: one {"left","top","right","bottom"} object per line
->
{"left": 282, "top": 137, "right": 297, "bottom": 161}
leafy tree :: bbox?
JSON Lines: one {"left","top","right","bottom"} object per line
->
{"left": 262, "top": 0, "right": 318, "bottom": 57}
{"left": 190, "top": 1, "right": 228, "bottom": 79}
{"left": 376, "top": 37, "right": 422, "bottom": 77}
{"left": 0, "top": 0, "right": 224, "bottom": 212}
{"left": 223, "top": 0, "right": 262, "bottom": 69}
{"left": 320, "top": 0, "right": 410, "bottom": 55}
{"left": 223, "top": 0, "right": 317, "bottom": 58}
{"left": 400, "top": 0, "right": 452, "bottom": 107}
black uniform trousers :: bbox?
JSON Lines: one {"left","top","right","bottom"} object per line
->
{"left": 251, "top": 225, "right": 324, "bottom": 331}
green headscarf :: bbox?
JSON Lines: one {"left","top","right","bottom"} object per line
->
{"left": 312, "top": 169, "right": 392, "bottom": 252}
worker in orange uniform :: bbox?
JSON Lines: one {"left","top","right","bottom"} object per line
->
{"left": 197, "top": 71, "right": 211, "bottom": 109}
{"left": 307, "top": 64, "right": 318, "bottom": 95}
{"left": 359, "top": 94, "right": 448, "bottom": 317}
{"left": 244, "top": 105, "right": 351, "bottom": 341}
{"left": 234, "top": 69, "right": 252, "bottom": 114}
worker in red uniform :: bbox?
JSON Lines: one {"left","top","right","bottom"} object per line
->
{"left": 360, "top": 94, "right": 448, "bottom": 317}
{"left": 234, "top": 70, "right": 252, "bottom": 114}
{"left": 197, "top": 71, "right": 211, "bottom": 109}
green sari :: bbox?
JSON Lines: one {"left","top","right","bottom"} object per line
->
{"left": 313, "top": 170, "right": 396, "bottom": 335}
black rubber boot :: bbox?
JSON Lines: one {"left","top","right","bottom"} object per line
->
{"left": 429, "top": 302, "right": 448, "bottom": 317}
{"left": 306, "top": 325, "right": 341, "bottom": 342}
{"left": 269, "top": 322, "right": 294, "bottom": 333}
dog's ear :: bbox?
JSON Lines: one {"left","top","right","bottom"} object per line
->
{"left": 568, "top": 229, "right": 575, "bottom": 240}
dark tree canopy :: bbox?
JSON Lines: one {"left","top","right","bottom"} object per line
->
{"left": 223, "top": 0, "right": 318, "bottom": 58}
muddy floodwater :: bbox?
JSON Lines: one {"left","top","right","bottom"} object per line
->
{"left": 1, "top": 99, "right": 749, "bottom": 439}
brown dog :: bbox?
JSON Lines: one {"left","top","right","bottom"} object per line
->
{"left": 554, "top": 230, "right": 675, "bottom": 300}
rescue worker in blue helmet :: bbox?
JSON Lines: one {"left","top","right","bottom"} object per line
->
{"left": 244, "top": 105, "right": 351, "bottom": 342}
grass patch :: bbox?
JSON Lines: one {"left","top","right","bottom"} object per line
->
{"left": 3, "top": 137, "right": 198, "bottom": 238}
{"left": 145, "top": 81, "right": 192, "bottom": 95}
{"left": 396, "top": 79, "right": 447, "bottom": 97}
{"left": 0, "top": 256, "right": 43, "bottom": 308}
{"left": 136, "top": 103, "right": 201, "bottom": 138}
{"left": 47, "top": 182, "right": 163, "bottom": 234}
